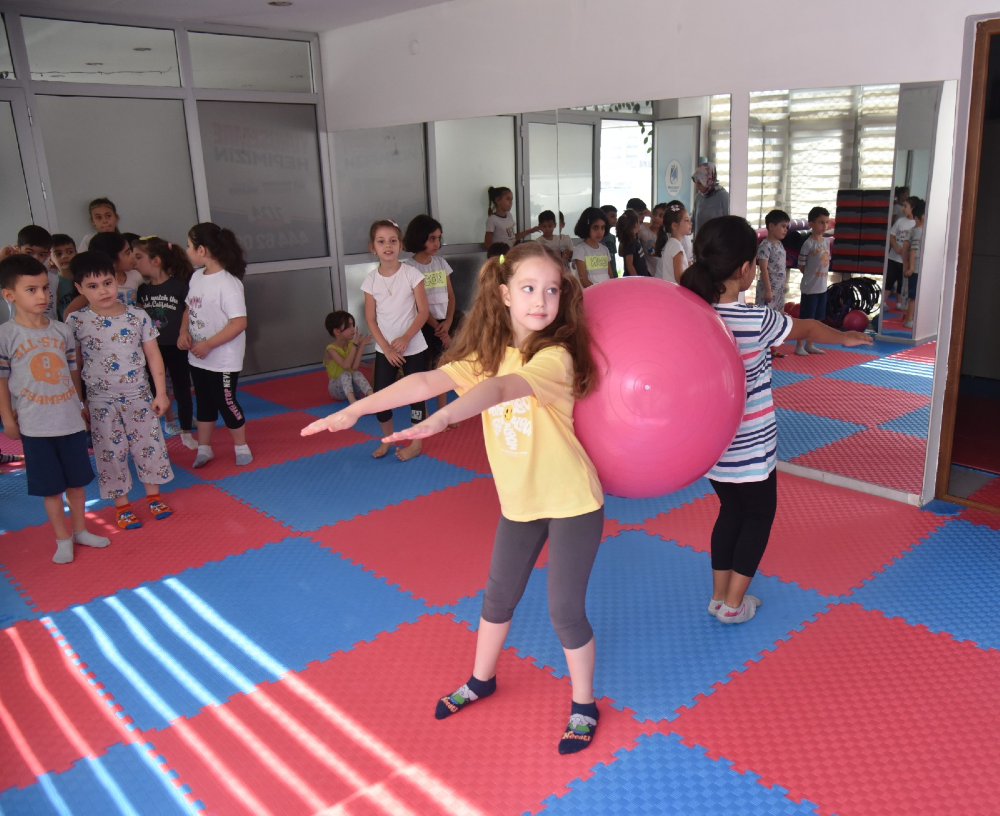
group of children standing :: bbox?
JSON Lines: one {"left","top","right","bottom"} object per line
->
{"left": 0, "top": 198, "right": 253, "bottom": 562}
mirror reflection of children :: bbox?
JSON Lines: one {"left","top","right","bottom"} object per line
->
{"left": 795, "top": 207, "right": 831, "bottom": 356}
{"left": 0, "top": 255, "right": 109, "bottom": 563}
{"left": 67, "top": 252, "right": 175, "bottom": 530}
{"left": 79, "top": 197, "right": 121, "bottom": 251}
{"left": 404, "top": 215, "right": 462, "bottom": 426}
{"left": 902, "top": 197, "right": 925, "bottom": 329}
{"left": 755, "top": 210, "right": 790, "bottom": 357}
{"left": 484, "top": 186, "right": 541, "bottom": 249}
{"left": 534, "top": 210, "right": 574, "bottom": 269}
{"left": 361, "top": 220, "right": 430, "bottom": 461}
{"left": 654, "top": 201, "right": 693, "bottom": 283}
{"left": 324, "top": 311, "right": 373, "bottom": 404}
{"left": 302, "top": 241, "right": 606, "bottom": 755}
{"left": 570, "top": 208, "right": 612, "bottom": 287}
{"left": 682, "top": 216, "right": 872, "bottom": 624}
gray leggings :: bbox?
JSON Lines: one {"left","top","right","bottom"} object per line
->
{"left": 481, "top": 506, "right": 604, "bottom": 650}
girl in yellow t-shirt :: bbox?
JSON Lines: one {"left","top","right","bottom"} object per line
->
{"left": 302, "top": 241, "right": 606, "bottom": 755}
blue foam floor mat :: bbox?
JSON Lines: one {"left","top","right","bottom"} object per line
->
{"left": 775, "top": 407, "right": 866, "bottom": 460}
{"left": 445, "top": 531, "right": 833, "bottom": 722}
{"left": 536, "top": 732, "right": 820, "bottom": 816}
{"left": 771, "top": 369, "right": 813, "bottom": 389}
{"left": 212, "top": 441, "right": 481, "bottom": 531}
{"left": 603, "top": 479, "right": 713, "bottom": 525}
{"left": 48, "top": 537, "right": 427, "bottom": 731}
{"left": 879, "top": 404, "right": 931, "bottom": 438}
{"left": 850, "top": 519, "right": 999, "bottom": 650}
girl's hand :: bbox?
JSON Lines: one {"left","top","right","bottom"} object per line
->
{"left": 389, "top": 336, "right": 408, "bottom": 354}
{"left": 177, "top": 331, "right": 192, "bottom": 351}
{"left": 840, "top": 331, "right": 873, "bottom": 347}
{"left": 435, "top": 318, "right": 452, "bottom": 338}
{"left": 440, "top": 332, "right": 452, "bottom": 350}
{"left": 301, "top": 406, "right": 359, "bottom": 436}
{"left": 383, "top": 411, "right": 449, "bottom": 443}
{"left": 384, "top": 347, "right": 405, "bottom": 367}
{"left": 189, "top": 340, "right": 213, "bottom": 359}
{"left": 355, "top": 333, "right": 372, "bottom": 348}
{"left": 151, "top": 393, "right": 170, "bottom": 416}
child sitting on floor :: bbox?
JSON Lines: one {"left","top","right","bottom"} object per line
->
{"left": 324, "top": 310, "right": 372, "bottom": 404}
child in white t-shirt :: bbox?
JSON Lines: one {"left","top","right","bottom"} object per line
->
{"left": 570, "top": 208, "right": 612, "bottom": 286}
{"left": 361, "top": 220, "right": 430, "bottom": 461}
{"left": 404, "top": 214, "right": 461, "bottom": 426}
{"left": 78, "top": 197, "right": 121, "bottom": 251}
{"left": 534, "top": 210, "right": 574, "bottom": 269}
{"left": 178, "top": 223, "right": 253, "bottom": 468}
{"left": 654, "top": 201, "right": 693, "bottom": 283}
{"left": 484, "top": 186, "right": 541, "bottom": 249}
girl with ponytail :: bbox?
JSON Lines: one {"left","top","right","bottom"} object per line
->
{"left": 681, "top": 216, "right": 872, "bottom": 624}
{"left": 303, "top": 241, "right": 607, "bottom": 755}
{"left": 179, "top": 223, "right": 252, "bottom": 468}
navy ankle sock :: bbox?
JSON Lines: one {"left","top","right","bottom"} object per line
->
{"left": 435, "top": 674, "right": 496, "bottom": 719}
{"left": 558, "top": 701, "right": 599, "bottom": 754}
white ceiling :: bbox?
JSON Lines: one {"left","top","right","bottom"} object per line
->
{"left": 8, "top": 0, "right": 457, "bottom": 34}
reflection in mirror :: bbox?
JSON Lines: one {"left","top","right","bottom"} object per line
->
{"left": 745, "top": 83, "right": 944, "bottom": 498}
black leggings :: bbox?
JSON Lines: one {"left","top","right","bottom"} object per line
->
{"left": 190, "top": 366, "right": 245, "bottom": 429}
{"left": 708, "top": 470, "right": 778, "bottom": 577}
{"left": 373, "top": 350, "right": 427, "bottom": 424}
{"left": 886, "top": 259, "right": 904, "bottom": 295}
{"left": 156, "top": 344, "right": 193, "bottom": 431}
{"left": 481, "top": 507, "right": 604, "bottom": 650}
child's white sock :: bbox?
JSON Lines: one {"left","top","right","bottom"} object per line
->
{"left": 180, "top": 432, "right": 198, "bottom": 450}
{"left": 53, "top": 538, "right": 74, "bottom": 564}
{"left": 73, "top": 530, "right": 110, "bottom": 548}
{"left": 193, "top": 446, "right": 214, "bottom": 468}
{"left": 717, "top": 600, "right": 757, "bottom": 624}
{"left": 234, "top": 444, "right": 253, "bottom": 466}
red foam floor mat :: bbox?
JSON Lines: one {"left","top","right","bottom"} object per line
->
{"left": 773, "top": 376, "right": 929, "bottom": 427}
{"left": 143, "top": 614, "right": 652, "bottom": 816}
{"left": 0, "top": 620, "right": 124, "bottom": 790}
{"left": 952, "top": 394, "right": 1000, "bottom": 476}
{"left": 421, "top": 418, "right": 492, "bottom": 475}
{"left": 311, "top": 479, "right": 502, "bottom": 606}
{"left": 0, "top": 483, "right": 297, "bottom": 614}
{"left": 670, "top": 604, "right": 1000, "bottom": 816}
{"left": 771, "top": 347, "right": 878, "bottom": 376}
{"left": 889, "top": 340, "right": 936, "bottom": 364}
{"left": 644, "top": 472, "right": 944, "bottom": 595}
{"left": 792, "top": 427, "right": 927, "bottom": 494}
{"left": 241, "top": 369, "right": 342, "bottom": 412}
{"left": 166, "top": 411, "right": 372, "bottom": 479}
{"left": 959, "top": 478, "right": 1000, "bottom": 530}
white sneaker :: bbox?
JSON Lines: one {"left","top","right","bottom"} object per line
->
{"left": 709, "top": 594, "right": 760, "bottom": 616}
{"left": 717, "top": 599, "right": 757, "bottom": 624}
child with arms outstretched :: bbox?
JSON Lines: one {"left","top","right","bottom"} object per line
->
{"left": 303, "top": 241, "right": 605, "bottom": 753}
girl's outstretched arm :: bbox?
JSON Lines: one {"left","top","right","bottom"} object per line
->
{"left": 786, "top": 318, "right": 872, "bottom": 347}
{"left": 385, "top": 373, "right": 534, "bottom": 442}
{"left": 301, "top": 369, "right": 457, "bottom": 436}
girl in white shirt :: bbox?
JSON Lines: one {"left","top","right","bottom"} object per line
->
{"left": 179, "top": 223, "right": 252, "bottom": 469}
{"left": 361, "top": 220, "right": 430, "bottom": 461}
{"left": 654, "top": 201, "right": 693, "bottom": 283}
{"left": 484, "top": 186, "right": 541, "bottom": 249}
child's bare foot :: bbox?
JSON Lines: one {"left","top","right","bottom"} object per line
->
{"left": 346, "top": 395, "right": 357, "bottom": 405}
{"left": 372, "top": 441, "right": 392, "bottom": 458}
{"left": 396, "top": 441, "right": 421, "bottom": 461}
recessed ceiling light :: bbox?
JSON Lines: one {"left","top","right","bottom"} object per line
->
{"left": 85, "top": 62, "right": 104, "bottom": 66}
{"left": 268, "top": 1, "right": 293, "bottom": 6}
{"left": 133, "top": 47, "right": 151, "bottom": 52}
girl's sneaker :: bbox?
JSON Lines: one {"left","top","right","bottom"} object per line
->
{"left": 709, "top": 594, "right": 761, "bottom": 616}
{"left": 115, "top": 506, "right": 142, "bottom": 530}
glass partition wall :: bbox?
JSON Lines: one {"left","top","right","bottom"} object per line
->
{"left": 0, "top": 10, "right": 335, "bottom": 374}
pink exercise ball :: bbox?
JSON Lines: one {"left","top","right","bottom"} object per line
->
{"left": 574, "top": 277, "right": 746, "bottom": 499}
{"left": 842, "top": 309, "right": 869, "bottom": 332}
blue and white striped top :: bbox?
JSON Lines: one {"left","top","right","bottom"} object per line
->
{"left": 709, "top": 303, "right": 793, "bottom": 483}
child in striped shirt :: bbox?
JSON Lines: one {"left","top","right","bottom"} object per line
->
{"left": 681, "top": 217, "right": 872, "bottom": 624}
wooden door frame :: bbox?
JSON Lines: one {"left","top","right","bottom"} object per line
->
{"left": 935, "top": 18, "right": 1000, "bottom": 509}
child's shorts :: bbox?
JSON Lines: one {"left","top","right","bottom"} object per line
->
{"left": 21, "top": 430, "right": 95, "bottom": 497}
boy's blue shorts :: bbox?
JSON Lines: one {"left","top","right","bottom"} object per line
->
{"left": 21, "top": 431, "right": 95, "bottom": 497}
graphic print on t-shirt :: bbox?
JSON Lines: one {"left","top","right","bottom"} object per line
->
{"left": 490, "top": 397, "right": 532, "bottom": 453}
{"left": 14, "top": 338, "right": 75, "bottom": 406}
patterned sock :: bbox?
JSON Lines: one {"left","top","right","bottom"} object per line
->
{"left": 717, "top": 600, "right": 756, "bottom": 624}
{"left": 435, "top": 674, "right": 496, "bottom": 719}
{"left": 193, "top": 446, "right": 214, "bottom": 468}
{"left": 73, "top": 529, "right": 110, "bottom": 548}
{"left": 708, "top": 598, "right": 724, "bottom": 616}
{"left": 234, "top": 444, "right": 253, "bottom": 466}
{"left": 53, "top": 538, "right": 74, "bottom": 564}
{"left": 558, "top": 701, "right": 599, "bottom": 754}
{"left": 146, "top": 496, "right": 173, "bottom": 520}
{"left": 115, "top": 505, "right": 142, "bottom": 530}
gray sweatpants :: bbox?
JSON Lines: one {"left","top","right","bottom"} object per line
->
{"left": 481, "top": 506, "right": 604, "bottom": 650}
{"left": 327, "top": 370, "right": 372, "bottom": 401}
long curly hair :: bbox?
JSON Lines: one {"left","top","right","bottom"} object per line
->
{"left": 440, "top": 241, "right": 600, "bottom": 398}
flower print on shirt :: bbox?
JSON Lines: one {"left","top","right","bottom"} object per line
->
{"left": 489, "top": 397, "right": 532, "bottom": 453}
